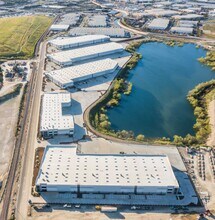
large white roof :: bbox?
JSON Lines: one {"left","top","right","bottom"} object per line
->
{"left": 48, "top": 42, "right": 123, "bottom": 63}
{"left": 170, "top": 26, "right": 193, "bottom": 34}
{"left": 40, "top": 93, "right": 74, "bottom": 132}
{"left": 50, "top": 24, "right": 70, "bottom": 31}
{"left": 70, "top": 27, "right": 127, "bottom": 37}
{"left": 148, "top": 18, "right": 169, "bottom": 29}
{"left": 88, "top": 15, "right": 107, "bottom": 27}
{"left": 173, "top": 14, "right": 204, "bottom": 20}
{"left": 46, "top": 58, "right": 118, "bottom": 86}
{"left": 49, "top": 35, "right": 110, "bottom": 48}
{"left": 36, "top": 146, "right": 179, "bottom": 188}
{"left": 144, "top": 8, "right": 179, "bottom": 16}
{"left": 58, "top": 13, "right": 80, "bottom": 26}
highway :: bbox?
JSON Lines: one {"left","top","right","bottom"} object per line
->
{"left": 0, "top": 28, "right": 49, "bottom": 220}
{"left": 15, "top": 41, "right": 46, "bottom": 220}
{"left": 0, "top": 65, "right": 37, "bottom": 220}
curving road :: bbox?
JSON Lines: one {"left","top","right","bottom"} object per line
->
{"left": 117, "top": 19, "right": 215, "bottom": 44}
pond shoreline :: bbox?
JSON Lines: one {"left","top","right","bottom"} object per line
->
{"left": 85, "top": 40, "right": 214, "bottom": 146}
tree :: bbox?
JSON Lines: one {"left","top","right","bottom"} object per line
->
{"left": 99, "top": 120, "right": 110, "bottom": 130}
{"left": 136, "top": 134, "right": 145, "bottom": 142}
{"left": 173, "top": 135, "right": 184, "bottom": 146}
{"left": 183, "top": 134, "right": 197, "bottom": 146}
{"left": 100, "top": 114, "right": 107, "bottom": 122}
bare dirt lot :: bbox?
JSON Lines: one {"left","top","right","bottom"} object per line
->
{"left": 0, "top": 88, "right": 21, "bottom": 182}
{"left": 29, "top": 207, "right": 201, "bottom": 220}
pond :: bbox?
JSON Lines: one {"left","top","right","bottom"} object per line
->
{"left": 107, "top": 43, "right": 214, "bottom": 138}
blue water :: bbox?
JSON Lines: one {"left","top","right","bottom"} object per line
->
{"left": 107, "top": 43, "right": 214, "bottom": 138}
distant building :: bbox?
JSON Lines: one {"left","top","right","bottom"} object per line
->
{"left": 88, "top": 15, "right": 107, "bottom": 27}
{"left": 45, "top": 59, "right": 118, "bottom": 88}
{"left": 70, "top": 27, "right": 130, "bottom": 38}
{"left": 178, "top": 20, "right": 198, "bottom": 28}
{"left": 49, "top": 35, "right": 110, "bottom": 50}
{"left": 173, "top": 14, "right": 204, "bottom": 20}
{"left": 170, "top": 26, "right": 193, "bottom": 34}
{"left": 148, "top": 18, "right": 169, "bottom": 30}
{"left": 58, "top": 13, "right": 80, "bottom": 26}
{"left": 50, "top": 24, "right": 70, "bottom": 32}
{"left": 40, "top": 93, "right": 74, "bottom": 138}
{"left": 144, "top": 8, "right": 179, "bottom": 17}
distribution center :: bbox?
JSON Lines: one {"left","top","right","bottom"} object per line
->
{"left": 36, "top": 146, "right": 179, "bottom": 196}
{"left": 40, "top": 93, "right": 74, "bottom": 138}
{"left": 47, "top": 42, "right": 124, "bottom": 66}
{"left": 49, "top": 35, "right": 110, "bottom": 50}
{"left": 45, "top": 58, "right": 118, "bottom": 88}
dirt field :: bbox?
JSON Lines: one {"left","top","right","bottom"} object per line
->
{"left": 29, "top": 208, "right": 200, "bottom": 220}
{"left": 0, "top": 88, "right": 22, "bottom": 182}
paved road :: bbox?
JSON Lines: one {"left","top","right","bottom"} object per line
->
{"left": 117, "top": 19, "right": 215, "bottom": 43}
{"left": 15, "top": 42, "right": 46, "bottom": 220}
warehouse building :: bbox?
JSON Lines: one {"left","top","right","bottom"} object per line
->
{"left": 49, "top": 35, "right": 110, "bottom": 50}
{"left": 178, "top": 20, "right": 198, "bottom": 27}
{"left": 46, "top": 59, "right": 118, "bottom": 88}
{"left": 50, "top": 24, "right": 70, "bottom": 32}
{"left": 148, "top": 18, "right": 169, "bottom": 30}
{"left": 40, "top": 93, "right": 74, "bottom": 138}
{"left": 88, "top": 15, "right": 107, "bottom": 27}
{"left": 47, "top": 42, "right": 124, "bottom": 67}
{"left": 173, "top": 14, "right": 204, "bottom": 20}
{"left": 170, "top": 26, "right": 193, "bottom": 34}
{"left": 144, "top": 8, "right": 179, "bottom": 17}
{"left": 58, "top": 13, "right": 80, "bottom": 26}
{"left": 36, "top": 145, "right": 180, "bottom": 198}
{"left": 70, "top": 27, "right": 130, "bottom": 38}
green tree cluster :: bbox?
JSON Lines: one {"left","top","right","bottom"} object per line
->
{"left": 125, "top": 41, "right": 144, "bottom": 53}
{"left": 136, "top": 134, "right": 145, "bottom": 141}
{"left": 186, "top": 79, "right": 215, "bottom": 144}
{"left": 198, "top": 51, "right": 215, "bottom": 71}
{"left": 127, "top": 53, "right": 142, "bottom": 69}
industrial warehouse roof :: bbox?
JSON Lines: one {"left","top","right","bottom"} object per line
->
{"left": 144, "top": 8, "right": 179, "bottom": 16}
{"left": 70, "top": 27, "right": 128, "bottom": 38}
{"left": 173, "top": 14, "right": 204, "bottom": 20}
{"left": 49, "top": 35, "right": 110, "bottom": 48}
{"left": 58, "top": 13, "right": 80, "bottom": 26}
{"left": 40, "top": 93, "right": 74, "bottom": 132}
{"left": 36, "top": 146, "right": 179, "bottom": 188}
{"left": 50, "top": 24, "right": 70, "bottom": 31}
{"left": 88, "top": 15, "right": 107, "bottom": 27}
{"left": 46, "top": 59, "right": 118, "bottom": 87}
{"left": 170, "top": 26, "right": 193, "bottom": 34}
{"left": 148, "top": 18, "right": 169, "bottom": 30}
{"left": 48, "top": 42, "right": 123, "bottom": 64}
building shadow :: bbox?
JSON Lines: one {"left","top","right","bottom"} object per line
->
{"left": 33, "top": 205, "right": 53, "bottom": 213}
{"left": 74, "top": 123, "right": 86, "bottom": 141}
{"left": 104, "top": 212, "right": 125, "bottom": 219}
{"left": 71, "top": 99, "right": 82, "bottom": 115}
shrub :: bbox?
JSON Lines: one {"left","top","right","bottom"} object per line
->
{"left": 136, "top": 134, "right": 145, "bottom": 141}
